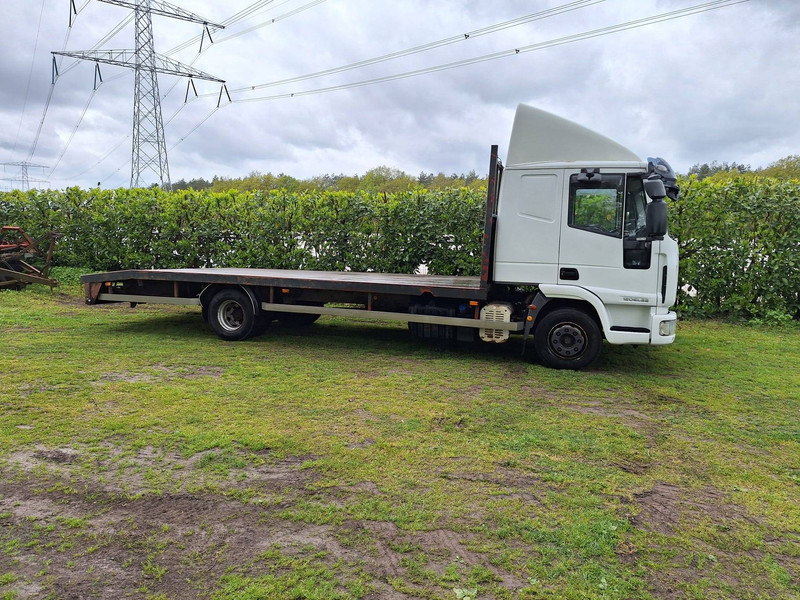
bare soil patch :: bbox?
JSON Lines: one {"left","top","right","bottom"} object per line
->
{"left": 629, "top": 481, "right": 777, "bottom": 599}
{"left": 0, "top": 455, "right": 524, "bottom": 599}
{"left": 632, "top": 482, "right": 760, "bottom": 536}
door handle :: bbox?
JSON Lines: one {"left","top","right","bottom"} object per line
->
{"left": 560, "top": 268, "right": 579, "bottom": 281}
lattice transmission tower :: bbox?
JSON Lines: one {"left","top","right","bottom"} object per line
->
{"left": 0, "top": 162, "right": 50, "bottom": 191}
{"left": 54, "top": 0, "right": 226, "bottom": 190}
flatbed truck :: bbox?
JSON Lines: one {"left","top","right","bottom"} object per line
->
{"left": 81, "top": 105, "right": 680, "bottom": 369}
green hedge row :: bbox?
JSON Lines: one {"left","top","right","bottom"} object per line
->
{"left": 0, "top": 187, "right": 485, "bottom": 277}
{"left": 669, "top": 176, "right": 800, "bottom": 322}
{"left": 2, "top": 177, "right": 798, "bottom": 321}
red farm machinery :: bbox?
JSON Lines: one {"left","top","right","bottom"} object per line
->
{"left": 0, "top": 226, "right": 59, "bottom": 290}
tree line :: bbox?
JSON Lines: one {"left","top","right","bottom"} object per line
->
{"left": 169, "top": 155, "right": 800, "bottom": 193}
{"left": 688, "top": 154, "right": 800, "bottom": 181}
{"left": 172, "top": 167, "right": 487, "bottom": 194}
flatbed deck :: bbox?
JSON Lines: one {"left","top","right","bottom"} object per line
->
{"left": 79, "top": 146, "right": 516, "bottom": 342}
{"left": 82, "top": 268, "right": 486, "bottom": 301}
{"left": 81, "top": 267, "right": 522, "bottom": 335}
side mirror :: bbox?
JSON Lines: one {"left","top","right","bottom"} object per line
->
{"left": 644, "top": 177, "right": 667, "bottom": 201}
{"left": 646, "top": 199, "right": 667, "bottom": 238}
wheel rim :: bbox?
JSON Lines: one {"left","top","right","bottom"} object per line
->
{"left": 547, "top": 322, "right": 587, "bottom": 360}
{"left": 217, "top": 299, "right": 245, "bottom": 332}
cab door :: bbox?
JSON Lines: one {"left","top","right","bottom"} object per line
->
{"left": 557, "top": 171, "right": 659, "bottom": 327}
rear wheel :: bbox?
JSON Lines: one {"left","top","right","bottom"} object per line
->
{"left": 207, "top": 288, "right": 258, "bottom": 341}
{"left": 533, "top": 308, "right": 601, "bottom": 370}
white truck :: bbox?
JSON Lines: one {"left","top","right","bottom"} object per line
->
{"left": 81, "top": 105, "right": 679, "bottom": 369}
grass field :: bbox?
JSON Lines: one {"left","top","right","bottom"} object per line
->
{"left": 1, "top": 269, "right": 798, "bottom": 600}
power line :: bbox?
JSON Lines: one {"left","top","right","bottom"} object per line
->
{"left": 168, "top": 106, "right": 222, "bottom": 152}
{"left": 13, "top": 0, "right": 47, "bottom": 155}
{"left": 54, "top": 2, "right": 227, "bottom": 190}
{"left": 49, "top": 85, "right": 101, "bottom": 177}
{"left": 59, "top": 0, "right": 750, "bottom": 186}
{"left": 165, "top": 0, "right": 276, "bottom": 54}
{"left": 21, "top": 0, "right": 82, "bottom": 163}
{"left": 1, "top": 162, "right": 50, "bottom": 192}
{"left": 21, "top": 0, "right": 101, "bottom": 165}
{"left": 231, "top": 0, "right": 752, "bottom": 104}
{"left": 165, "top": 0, "right": 324, "bottom": 56}
{"left": 58, "top": 13, "right": 135, "bottom": 76}
{"left": 229, "top": 0, "right": 605, "bottom": 94}
{"left": 213, "top": 0, "right": 327, "bottom": 46}
{"left": 26, "top": 60, "right": 59, "bottom": 163}
{"left": 63, "top": 93, "right": 197, "bottom": 184}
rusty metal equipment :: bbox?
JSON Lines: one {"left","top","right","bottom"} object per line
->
{"left": 0, "top": 226, "right": 59, "bottom": 290}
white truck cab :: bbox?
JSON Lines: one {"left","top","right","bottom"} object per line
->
{"left": 493, "top": 105, "right": 679, "bottom": 363}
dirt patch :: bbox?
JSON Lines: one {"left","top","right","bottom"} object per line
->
{"left": 632, "top": 482, "right": 759, "bottom": 536}
{"left": 565, "top": 402, "right": 654, "bottom": 422}
{"left": 32, "top": 448, "right": 80, "bottom": 464}
{"left": 0, "top": 444, "right": 531, "bottom": 598}
{"left": 630, "top": 482, "right": 772, "bottom": 599}
{"left": 4, "top": 445, "right": 317, "bottom": 499}
{"left": 0, "top": 469, "right": 523, "bottom": 600}
{"left": 94, "top": 363, "right": 225, "bottom": 385}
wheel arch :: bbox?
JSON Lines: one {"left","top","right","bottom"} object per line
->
{"left": 535, "top": 298, "right": 603, "bottom": 336}
{"left": 534, "top": 284, "right": 610, "bottom": 338}
{"left": 200, "top": 283, "right": 259, "bottom": 314}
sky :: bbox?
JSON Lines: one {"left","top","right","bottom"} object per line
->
{"left": 0, "top": 0, "right": 797, "bottom": 190}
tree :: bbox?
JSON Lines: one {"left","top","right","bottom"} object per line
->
{"left": 417, "top": 171, "right": 434, "bottom": 187}
{"left": 759, "top": 155, "right": 800, "bottom": 179}
{"left": 172, "top": 177, "right": 212, "bottom": 191}
{"left": 358, "top": 166, "right": 415, "bottom": 194}
{"left": 688, "top": 161, "right": 751, "bottom": 180}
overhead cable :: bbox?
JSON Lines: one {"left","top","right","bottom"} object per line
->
{"left": 165, "top": 0, "right": 323, "bottom": 56}
{"left": 213, "top": 0, "right": 328, "bottom": 46}
{"left": 58, "top": 13, "right": 135, "bottom": 76}
{"left": 230, "top": 0, "right": 605, "bottom": 93}
{"left": 13, "top": 0, "right": 47, "bottom": 155}
{"left": 72, "top": 101, "right": 189, "bottom": 183}
{"left": 165, "top": 0, "right": 278, "bottom": 54}
{"left": 232, "top": 0, "right": 752, "bottom": 103}
{"left": 49, "top": 86, "right": 101, "bottom": 177}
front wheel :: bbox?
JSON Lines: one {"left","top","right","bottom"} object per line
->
{"left": 207, "top": 288, "right": 258, "bottom": 341}
{"left": 533, "top": 308, "right": 602, "bottom": 370}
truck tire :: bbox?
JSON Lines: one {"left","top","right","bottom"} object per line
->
{"left": 207, "top": 288, "right": 258, "bottom": 341}
{"left": 533, "top": 308, "right": 601, "bottom": 370}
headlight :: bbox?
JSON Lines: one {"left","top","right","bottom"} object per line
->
{"left": 659, "top": 320, "right": 676, "bottom": 336}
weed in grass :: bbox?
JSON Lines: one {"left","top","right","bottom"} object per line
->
{"left": 454, "top": 587, "right": 478, "bottom": 600}
{"left": 141, "top": 558, "right": 167, "bottom": 580}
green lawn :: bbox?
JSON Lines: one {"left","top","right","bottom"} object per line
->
{"left": 0, "top": 269, "right": 798, "bottom": 600}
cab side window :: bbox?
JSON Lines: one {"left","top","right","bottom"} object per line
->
{"left": 568, "top": 174, "right": 624, "bottom": 238}
{"left": 624, "top": 176, "right": 648, "bottom": 238}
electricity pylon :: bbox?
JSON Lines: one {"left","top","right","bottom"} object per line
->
{"left": 0, "top": 162, "right": 50, "bottom": 191}
{"left": 54, "top": 0, "right": 225, "bottom": 190}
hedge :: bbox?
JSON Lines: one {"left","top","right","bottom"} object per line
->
{"left": 0, "top": 187, "right": 485, "bottom": 277}
{"left": 669, "top": 176, "right": 800, "bottom": 321}
{"left": 2, "top": 177, "right": 798, "bottom": 321}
